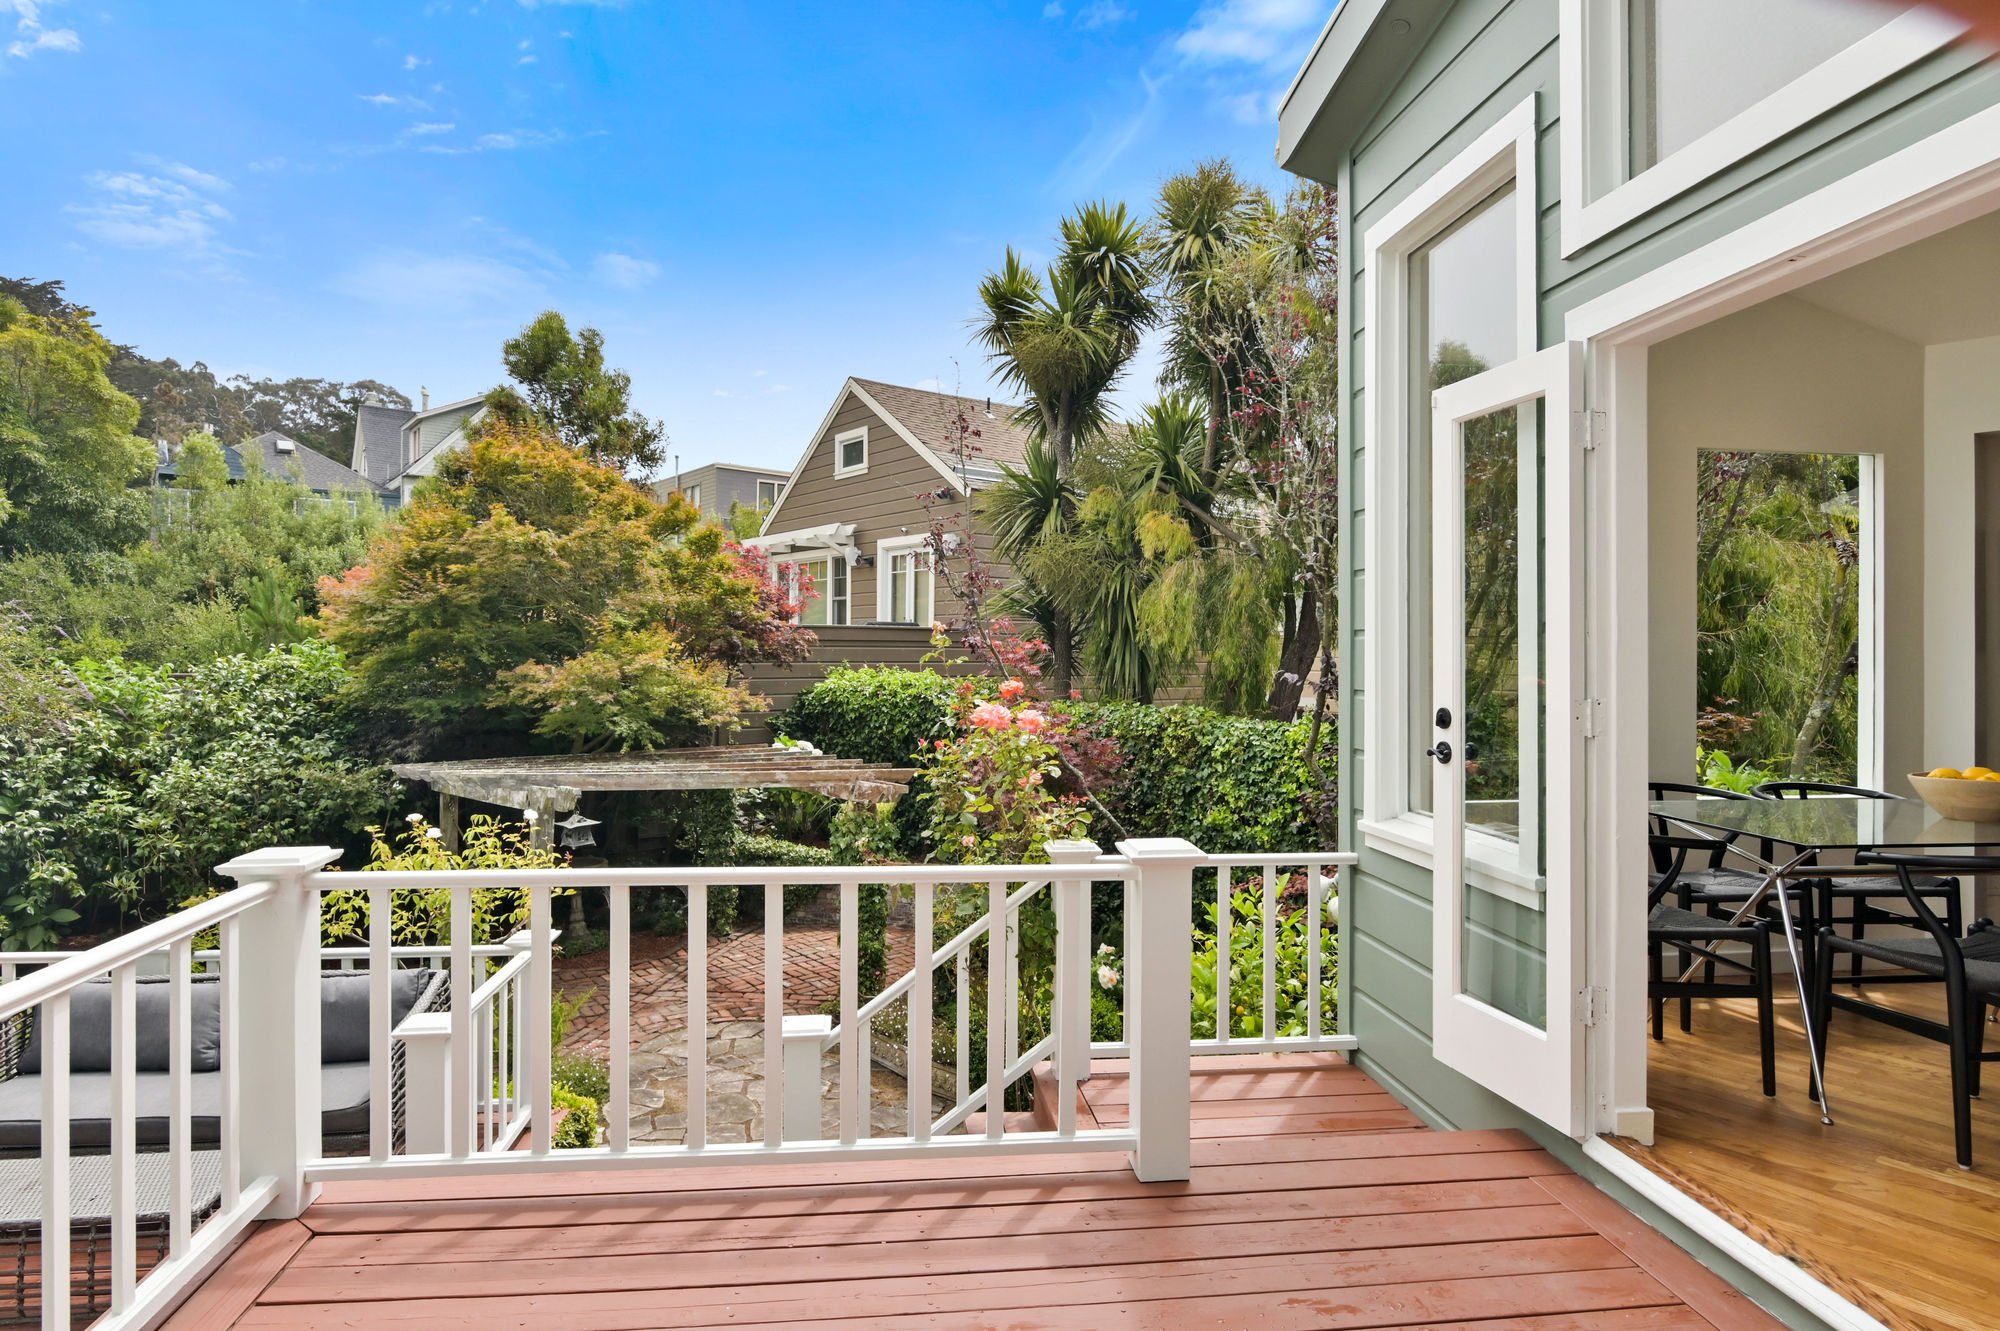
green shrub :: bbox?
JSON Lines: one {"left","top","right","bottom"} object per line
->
{"left": 550, "top": 1083, "right": 600, "bottom": 1148}
{"left": 722, "top": 832, "right": 838, "bottom": 917}
{"left": 775, "top": 665, "right": 968, "bottom": 763}
{"left": 1191, "top": 883, "right": 1337, "bottom": 1038}
{"left": 0, "top": 637, "right": 393, "bottom": 945}
{"left": 553, "top": 1051, "right": 611, "bottom": 1106}
{"left": 1075, "top": 701, "right": 1327, "bottom": 853}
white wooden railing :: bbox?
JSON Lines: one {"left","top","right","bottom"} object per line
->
{"left": 0, "top": 837, "right": 1354, "bottom": 1329}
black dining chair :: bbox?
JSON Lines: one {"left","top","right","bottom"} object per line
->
{"left": 1648, "top": 833, "right": 1777, "bottom": 1097}
{"left": 1649, "top": 782, "right": 1815, "bottom": 1014}
{"left": 1812, "top": 850, "right": 2000, "bottom": 1169}
{"left": 1752, "top": 782, "right": 1965, "bottom": 978}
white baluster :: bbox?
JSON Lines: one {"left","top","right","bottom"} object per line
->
{"left": 367, "top": 880, "right": 390, "bottom": 1161}
{"left": 909, "top": 879, "right": 933, "bottom": 1141}
{"left": 985, "top": 878, "right": 1004, "bottom": 1142}
{"left": 838, "top": 881, "right": 859, "bottom": 1146}
{"left": 1263, "top": 861, "right": 1279, "bottom": 1039}
{"left": 110, "top": 962, "right": 137, "bottom": 1313}
{"left": 609, "top": 883, "right": 630, "bottom": 1152}
{"left": 954, "top": 950, "right": 969, "bottom": 1111}
{"left": 528, "top": 881, "right": 553, "bottom": 1157}
{"left": 687, "top": 883, "right": 707, "bottom": 1151}
{"left": 763, "top": 881, "right": 783, "bottom": 1148}
{"left": 39, "top": 992, "right": 70, "bottom": 1331}
{"left": 449, "top": 880, "right": 472, "bottom": 1158}
{"left": 1216, "top": 865, "right": 1231, "bottom": 1043}
{"left": 1308, "top": 865, "right": 1324, "bottom": 1043}
{"left": 169, "top": 939, "right": 193, "bottom": 1256}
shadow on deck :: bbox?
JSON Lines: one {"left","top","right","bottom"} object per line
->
{"left": 165, "top": 1053, "right": 1780, "bottom": 1330}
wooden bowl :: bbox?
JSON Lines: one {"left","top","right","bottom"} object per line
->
{"left": 1907, "top": 773, "right": 2000, "bottom": 823}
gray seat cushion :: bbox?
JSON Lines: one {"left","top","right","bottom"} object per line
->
{"left": 22, "top": 977, "right": 223, "bottom": 1075}
{"left": 0, "top": 1063, "right": 378, "bottom": 1151}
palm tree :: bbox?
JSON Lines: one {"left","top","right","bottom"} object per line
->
{"left": 973, "top": 201, "right": 1153, "bottom": 694}
{"left": 1150, "top": 161, "right": 1271, "bottom": 484}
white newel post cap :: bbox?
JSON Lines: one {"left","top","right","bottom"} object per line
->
{"left": 1112, "top": 837, "right": 1205, "bottom": 867}
{"left": 215, "top": 846, "right": 343, "bottom": 883}
{"left": 1043, "top": 839, "right": 1104, "bottom": 865}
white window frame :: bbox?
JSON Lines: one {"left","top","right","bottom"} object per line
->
{"left": 788, "top": 553, "right": 850, "bottom": 627}
{"left": 757, "top": 479, "right": 782, "bottom": 508}
{"left": 834, "top": 426, "right": 869, "bottom": 478}
{"left": 1360, "top": 95, "right": 1540, "bottom": 879}
{"left": 874, "top": 533, "right": 936, "bottom": 624}
{"left": 684, "top": 482, "right": 702, "bottom": 512}
{"left": 1558, "top": 0, "right": 1965, "bottom": 256}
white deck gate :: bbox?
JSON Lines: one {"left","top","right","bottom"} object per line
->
{"left": 0, "top": 839, "right": 1354, "bottom": 1330}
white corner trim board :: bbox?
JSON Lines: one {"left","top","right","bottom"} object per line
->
{"left": 1581, "top": 1137, "right": 1892, "bottom": 1331}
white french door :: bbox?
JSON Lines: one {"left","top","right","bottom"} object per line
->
{"left": 1428, "top": 341, "right": 1589, "bottom": 1137}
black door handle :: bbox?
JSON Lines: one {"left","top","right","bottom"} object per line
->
{"left": 1425, "top": 741, "right": 1453, "bottom": 765}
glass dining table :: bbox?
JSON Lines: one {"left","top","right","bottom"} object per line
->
{"left": 1646, "top": 795, "right": 2000, "bottom": 1124}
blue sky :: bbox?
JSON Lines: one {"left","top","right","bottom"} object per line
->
{"left": 1, "top": 0, "right": 1330, "bottom": 474}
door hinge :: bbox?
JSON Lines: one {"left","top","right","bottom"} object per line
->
{"left": 1575, "top": 987, "right": 1606, "bottom": 1027}
{"left": 1575, "top": 696, "right": 1604, "bottom": 740}
{"left": 1580, "top": 409, "right": 1606, "bottom": 451}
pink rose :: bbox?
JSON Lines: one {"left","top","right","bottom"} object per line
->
{"left": 960, "top": 834, "right": 976, "bottom": 848}
{"left": 1014, "top": 709, "right": 1048, "bottom": 735}
{"left": 999, "top": 678, "right": 1026, "bottom": 701}
{"left": 969, "top": 702, "right": 1013, "bottom": 730}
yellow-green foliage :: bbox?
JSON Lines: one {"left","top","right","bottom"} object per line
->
{"left": 318, "top": 815, "right": 568, "bottom": 948}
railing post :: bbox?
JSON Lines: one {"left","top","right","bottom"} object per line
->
{"left": 1045, "top": 840, "right": 1101, "bottom": 1089}
{"left": 395, "top": 1014, "right": 453, "bottom": 1154}
{"left": 781, "top": 1014, "right": 831, "bottom": 1142}
{"left": 1115, "top": 837, "right": 1201, "bottom": 1183}
{"left": 215, "top": 846, "right": 342, "bottom": 1218}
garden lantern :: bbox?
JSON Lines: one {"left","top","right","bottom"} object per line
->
{"left": 555, "top": 812, "right": 601, "bottom": 850}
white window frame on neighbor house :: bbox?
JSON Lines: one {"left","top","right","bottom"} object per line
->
{"left": 1558, "top": 0, "right": 1965, "bottom": 256}
{"left": 834, "top": 426, "right": 869, "bottom": 478}
{"left": 1359, "top": 95, "right": 1539, "bottom": 891}
{"left": 874, "top": 533, "right": 935, "bottom": 625}
{"left": 684, "top": 482, "right": 702, "bottom": 511}
{"left": 757, "top": 479, "right": 783, "bottom": 508}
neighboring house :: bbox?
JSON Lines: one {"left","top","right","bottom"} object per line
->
{"left": 154, "top": 429, "right": 384, "bottom": 507}
{"left": 649, "top": 461, "right": 792, "bottom": 527}
{"left": 351, "top": 388, "right": 490, "bottom": 507}
{"left": 1284, "top": 2, "right": 1999, "bottom": 1327}
{"left": 746, "top": 377, "right": 1030, "bottom": 628}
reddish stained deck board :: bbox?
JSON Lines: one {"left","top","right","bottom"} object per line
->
{"left": 195, "top": 1054, "right": 1782, "bottom": 1330}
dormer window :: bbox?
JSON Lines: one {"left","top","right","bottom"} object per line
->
{"left": 834, "top": 427, "right": 868, "bottom": 477}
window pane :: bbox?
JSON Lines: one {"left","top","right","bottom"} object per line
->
{"left": 840, "top": 436, "right": 864, "bottom": 470}
{"left": 799, "top": 559, "right": 828, "bottom": 626}
{"left": 831, "top": 559, "right": 849, "bottom": 625}
{"left": 890, "top": 553, "right": 910, "bottom": 621}
{"left": 1408, "top": 186, "right": 1517, "bottom": 817}
{"left": 1631, "top": 0, "right": 1908, "bottom": 170}
{"left": 915, "top": 565, "right": 932, "bottom": 627}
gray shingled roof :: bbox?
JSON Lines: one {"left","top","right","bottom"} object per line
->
{"left": 243, "top": 431, "right": 384, "bottom": 495}
{"left": 852, "top": 379, "right": 1034, "bottom": 479}
{"left": 354, "top": 403, "right": 416, "bottom": 486}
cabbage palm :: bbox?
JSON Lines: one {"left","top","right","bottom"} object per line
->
{"left": 973, "top": 201, "right": 1154, "bottom": 693}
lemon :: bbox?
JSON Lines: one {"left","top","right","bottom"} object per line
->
{"left": 1928, "top": 767, "right": 1964, "bottom": 780}
{"left": 1966, "top": 766, "right": 1995, "bottom": 779}
{"left": 1980, "top": 774, "right": 2000, "bottom": 783}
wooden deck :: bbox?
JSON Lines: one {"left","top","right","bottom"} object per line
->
{"left": 1620, "top": 986, "right": 2000, "bottom": 1331}
{"left": 166, "top": 1053, "right": 1780, "bottom": 1330}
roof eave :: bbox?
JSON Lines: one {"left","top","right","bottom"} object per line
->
{"left": 1276, "top": 0, "right": 1452, "bottom": 182}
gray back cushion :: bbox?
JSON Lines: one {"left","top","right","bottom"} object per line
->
{"left": 320, "top": 969, "right": 435, "bottom": 1064}
{"left": 24, "top": 968, "right": 436, "bottom": 1074}
{"left": 23, "top": 977, "right": 222, "bottom": 1075}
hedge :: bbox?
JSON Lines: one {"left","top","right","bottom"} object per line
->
{"left": 776, "top": 667, "right": 1333, "bottom": 855}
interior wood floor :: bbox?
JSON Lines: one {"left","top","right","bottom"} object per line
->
{"left": 164, "top": 1053, "right": 1779, "bottom": 1331}
{"left": 1619, "top": 984, "right": 2000, "bottom": 1331}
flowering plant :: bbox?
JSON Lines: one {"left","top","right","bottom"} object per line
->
{"left": 922, "top": 680, "right": 1090, "bottom": 864}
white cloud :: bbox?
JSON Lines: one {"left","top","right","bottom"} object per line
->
{"left": 1076, "top": 1, "right": 1131, "bottom": 29}
{"left": 761, "top": 383, "right": 791, "bottom": 395}
{"left": 69, "top": 162, "right": 234, "bottom": 263}
{"left": 403, "top": 53, "right": 427, "bottom": 70}
{"left": 1174, "top": 0, "right": 1321, "bottom": 68}
{"left": 1042, "top": 1, "right": 1063, "bottom": 15}
{"left": 407, "top": 121, "right": 455, "bottom": 135}
{"left": 593, "top": 252, "right": 660, "bottom": 289}
{"left": 914, "top": 377, "right": 943, "bottom": 390}
{"left": 518, "top": 54, "right": 536, "bottom": 64}
{"left": 360, "top": 91, "right": 429, "bottom": 108}
{"left": 3, "top": 0, "right": 80, "bottom": 58}
{"left": 331, "top": 252, "right": 544, "bottom": 311}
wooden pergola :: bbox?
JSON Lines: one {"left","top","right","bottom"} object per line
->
{"left": 389, "top": 748, "right": 917, "bottom": 849}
